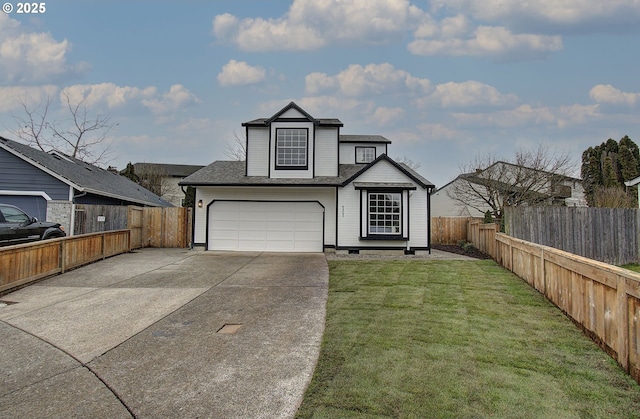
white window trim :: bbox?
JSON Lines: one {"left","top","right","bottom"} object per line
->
{"left": 368, "top": 192, "right": 402, "bottom": 235}
{"left": 356, "top": 147, "right": 376, "bottom": 164}
{"left": 275, "top": 128, "right": 308, "bottom": 169}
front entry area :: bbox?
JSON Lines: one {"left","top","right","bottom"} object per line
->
{"left": 207, "top": 200, "right": 324, "bottom": 252}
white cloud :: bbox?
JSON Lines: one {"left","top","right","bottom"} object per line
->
{"left": 431, "top": 0, "right": 640, "bottom": 31}
{"left": 416, "top": 80, "right": 518, "bottom": 108}
{"left": 590, "top": 84, "right": 640, "bottom": 106}
{"left": 212, "top": 0, "right": 424, "bottom": 51}
{"left": 305, "top": 63, "right": 431, "bottom": 97}
{"left": 142, "top": 84, "right": 200, "bottom": 115}
{"left": 409, "top": 25, "right": 562, "bottom": 58}
{"left": 452, "top": 104, "right": 600, "bottom": 128}
{"left": 0, "top": 13, "right": 85, "bottom": 84}
{"left": 368, "top": 107, "right": 405, "bottom": 126}
{"left": 417, "top": 123, "right": 460, "bottom": 140}
{"left": 61, "top": 83, "right": 157, "bottom": 109}
{"left": 0, "top": 85, "right": 58, "bottom": 112}
{"left": 217, "top": 60, "right": 266, "bottom": 87}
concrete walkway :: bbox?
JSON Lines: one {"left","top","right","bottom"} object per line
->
{"left": 0, "top": 249, "right": 329, "bottom": 418}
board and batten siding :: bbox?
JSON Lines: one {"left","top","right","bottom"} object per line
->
{"left": 337, "top": 159, "right": 429, "bottom": 249}
{"left": 314, "top": 127, "right": 338, "bottom": 177}
{"left": 246, "top": 127, "right": 269, "bottom": 176}
{"left": 194, "top": 186, "right": 336, "bottom": 246}
{"left": 339, "top": 143, "right": 387, "bottom": 164}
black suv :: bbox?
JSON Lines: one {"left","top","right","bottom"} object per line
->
{"left": 0, "top": 204, "right": 66, "bottom": 246}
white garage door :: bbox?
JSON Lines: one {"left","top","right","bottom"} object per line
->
{"left": 208, "top": 201, "right": 323, "bottom": 252}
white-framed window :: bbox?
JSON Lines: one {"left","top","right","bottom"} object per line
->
{"left": 356, "top": 147, "right": 376, "bottom": 163}
{"left": 276, "top": 128, "right": 308, "bottom": 168}
{"left": 368, "top": 192, "right": 401, "bottom": 235}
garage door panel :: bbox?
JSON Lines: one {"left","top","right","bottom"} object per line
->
{"left": 209, "top": 201, "right": 323, "bottom": 252}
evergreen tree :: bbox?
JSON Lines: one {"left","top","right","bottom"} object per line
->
{"left": 581, "top": 136, "right": 640, "bottom": 206}
{"left": 121, "top": 162, "right": 139, "bottom": 183}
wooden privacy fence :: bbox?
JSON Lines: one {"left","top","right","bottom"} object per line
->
{"left": 431, "top": 217, "right": 478, "bottom": 244}
{"left": 72, "top": 205, "right": 191, "bottom": 249}
{"left": 0, "top": 230, "right": 131, "bottom": 294}
{"left": 467, "top": 220, "right": 640, "bottom": 384}
{"left": 504, "top": 206, "right": 639, "bottom": 266}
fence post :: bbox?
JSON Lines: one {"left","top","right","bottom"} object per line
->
{"left": 102, "top": 232, "right": 106, "bottom": 260}
{"left": 60, "top": 240, "right": 66, "bottom": 273}
{"left": 540, "top": 247, "right": 546, "bottom": 295}
{"left": 617, "top": 275, "right": 629, "bottom": 371}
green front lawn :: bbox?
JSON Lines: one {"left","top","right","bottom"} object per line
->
{"left": 623, "top": 264, "right": 640, "bottom": 273}
{"left": 296, "top": 260, "right": 640, "bottom": 418}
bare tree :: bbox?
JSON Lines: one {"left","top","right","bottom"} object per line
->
{"left": 11, "top": 93, "right": 117, "bottom": 165}
{"left": 592, "top": 185, "right": 635, "bottom": 208}
{"left": 134, "top": 163, "right": 170, "bottom": 197}
{"left": 447, "top": 145, "right": 574, "bottom": 220}
{"left": 224, "top": 131, "right": 246, "bottom": 161}
{"left": 394, "top": 156, "right": 421, "bottom": 170}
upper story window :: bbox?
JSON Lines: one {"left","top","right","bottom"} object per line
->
{"left": 356, "top": 147, "right": 376, "bottom": 164}
{"left": 276, "top": 128, "right": 308, "bottom": 169}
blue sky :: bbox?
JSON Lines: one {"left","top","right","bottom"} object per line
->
{"left": 1, "top": 0, "right": 639, "bottom": 187}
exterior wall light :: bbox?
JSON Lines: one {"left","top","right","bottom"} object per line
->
{"left": 197, "top": 199, "right": 203, "bottom": 208}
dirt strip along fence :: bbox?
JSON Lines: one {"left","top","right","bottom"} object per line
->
{"left": 503, "top": 206, "right": 639, "bottom": 266}
{"left": 431, "top": 216, "right": 480, "bottom": 245}
{"left": 468, "top": 220, "right": 640, "bottom": 385}
{"left": 0, "top": 230, "right": 131, "bottom": 294}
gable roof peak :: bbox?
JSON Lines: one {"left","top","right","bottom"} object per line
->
{"left": 267, "top": 101, "right": 318, "bottom": 124}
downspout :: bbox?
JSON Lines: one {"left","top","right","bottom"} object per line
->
{"left": 427, "top": 186, "right": 432, "bottom": 254}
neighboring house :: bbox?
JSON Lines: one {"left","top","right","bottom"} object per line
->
{"left": 0, "top": 136, "right": 172, "bottom": 224}
{"left": 180, "top": 102, "right": 435, "bottom": 253}
{"left": 132, "top": 163, "right": 204, "bottom": 207}
{"left": 432, "top": 161, "right": 587, "bottom": 217}
{"left": 625, "top": 176, "right": 640, "bottom": 208}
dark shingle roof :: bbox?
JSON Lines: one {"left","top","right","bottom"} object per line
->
{"left": 132, "top": 163, "right": 205, "bottom": 178}
{"left": 180, "top": 155, "right": 435, "bottom": 189}
{"left": 339, "top": 135, "right": 392, "bottom": 144}
{"left": 0, "top": 136, "right": 172, "bottom": 207}
{"left": 180, "top": 161, "right": 364, "bottom": 186}
{"left": 241, "top": 102, "right": 343, "bottom": 127}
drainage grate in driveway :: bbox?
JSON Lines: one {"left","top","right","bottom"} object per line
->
{"left": 217, "top": 324, "right": 242, "bottom": 334}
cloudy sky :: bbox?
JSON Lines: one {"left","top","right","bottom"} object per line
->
{"left": 1, "top": 0, "right": 639, "bottom": 187}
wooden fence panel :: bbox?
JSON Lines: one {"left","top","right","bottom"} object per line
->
{"left": 74, "top": 204, "right": 129, "bottom": 235}
{"left": 504, "top": 207, "right": 639, "bottom": 265}
{"left": 431, "top": 217, "right": 476, "bottom": 244}
{"left": 0, "top": 230, "right": 130, "bottom": 294}
{"left": 128, "top": 206, "right": 143, "bottom": 249}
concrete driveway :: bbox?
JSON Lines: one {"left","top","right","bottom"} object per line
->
{"left": 0, "top": 249, "right": 329, "bottom": 418}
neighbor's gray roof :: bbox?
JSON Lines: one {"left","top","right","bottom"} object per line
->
{"left": 242, "top": 118, "right": 343, "bottom": 127}
{"left": 0, "top": 137, "right": 172, "bottom": 207}
{"left": 180, "top": 155, "right": 434, "bottom": 189}
{"left": 133, "top": 162, "right": 205, "bottom": 178}
{"left": 339, "top": 135, "right": 391, "bottom": 144}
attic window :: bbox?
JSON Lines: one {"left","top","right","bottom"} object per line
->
{"left": 275, "top": 128, "right": 308, "bottom": 169}
{"left": 356, "top": 147, "right": 375, "bottom": 164}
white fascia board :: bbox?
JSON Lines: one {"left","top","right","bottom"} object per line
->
{"left": 0, "top": 142, "right": 83, "bottom": 191}
{"left": 624, "top": 176, "right": 640, "bottom": 187}
{"left": 0, "top": 190, "right": 52, "bottom": 200}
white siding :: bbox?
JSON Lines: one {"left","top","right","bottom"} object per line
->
{"left": 314, "top": 127, "right": 338, "bottom": 176}
{"left": 246, "top": 127, "right": 269, "bottom": 176}
{"left": 339, "top": 143, "right": 387, "bottom": 164}
{"left": 270, "top": 121, "right": 314, "bottom": 179}
{"left": 279, "top": 108, "right": 306, "bottom": 118}
{"left": 193, "top": 186, "right": 336, "bottom": 246}
{"left": 337, "top": 160, "right": 429, "bottom": 249}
